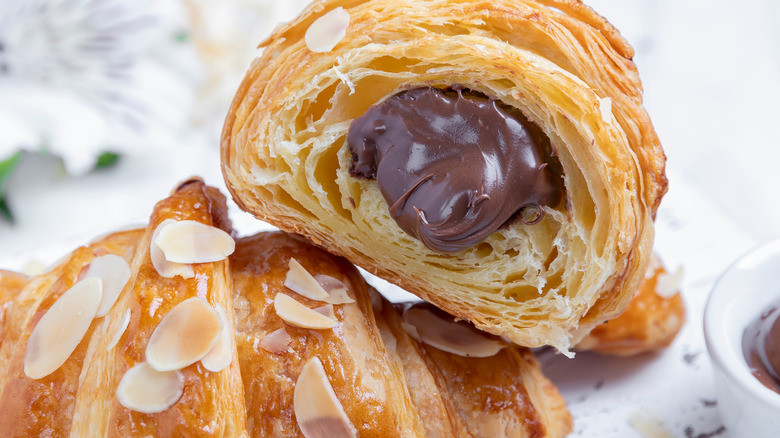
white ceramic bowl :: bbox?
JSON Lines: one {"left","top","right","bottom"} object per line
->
{"left": 704, "top": 239, "right": 780, "bottom": 437}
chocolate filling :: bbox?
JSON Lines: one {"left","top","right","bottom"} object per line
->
{"left": 347, "top": 86, "right": 563, "bottom": 253}
{"left": 743, "top": 300, "right": 780, "bottom": 394}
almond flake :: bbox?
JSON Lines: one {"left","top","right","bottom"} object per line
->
{"left": 107, "top": 308, "right": 132, "bottom": 351}
{"left": 313, "top": 304, "right": 337, "bottom": 321}
{"left": 146, "top": 297, "right": 222, "bottom": 371}
{"left": 629, "top": 407, "right": 675, "bottom": 438}
{"left": 151, "top": 219, "right": 194, "bottom": 279}
{"left": 402, "top": 305, "right": 505, "bottom": 358}
{"left": 86, "top": 254, "right": 132, "bottom": 317}
{"left": 116, "top": 362, "right": 184, "bottom": 414}
{"left": 154, "top": 220, "right": 235, "bottom": 264}
{"left": 259, "top": 328, "right": 293, "bottom": 355}
{"left": 369, "top": 287, "right": 383, "bottom": 312}
{"left": 645, "top": 254, "right": 662, "bottom": 279}
{"left": 24, "top": 277, "right": 103, "bottom": 379}
{"left": 274, "top": 293, "right": 337, "bottom": 330}
{"left": 599, "top": 97, "right": 613, "bottom": 123}
{"left": 655, "top": 266, "right": 684, "bottom": 299}
{"left": 294, "top": 357, "right": 357, "bottom": 438}
{"left": 201, "top": 305, "right": 233, "bottom": 372}
{"left": 314, "top": 274, "right": 356, "bottom": 304}
{"left": 285, "top": 259, "right": 329, "bottom": 301}
{"left": 304, "top": 7, "right": 350, "bottom": 53}
{"left": 400, "top": 322, "right": 422, "bottom": 342}
{"left": 22, "top": 260, "right": 46, "bottom": 277}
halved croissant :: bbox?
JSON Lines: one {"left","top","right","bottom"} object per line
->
{"left": 0, "top": 180, "right": 571, "bottom": 437}
{"left": 221, "top": 0, "right": 667, "bottom": 351}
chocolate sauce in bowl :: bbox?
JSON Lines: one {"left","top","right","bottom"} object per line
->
{"left": 743, "top": 300, "right": 780, "bottom": 394}
{"left": 347, "top": 87, "right": 563, "bottom": 253}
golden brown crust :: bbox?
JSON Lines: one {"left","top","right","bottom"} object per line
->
{"left": 576, "top": 255, "right": 685, "bottom": 356}
{"left": 0, "top": 229, "right": 143, "bottom": 437}
{"left": 221, "top": 0, "right": 665, "bottom": 351}
{"left": 373, "top": 297, "right": 462, "bottom": 437}
{"left": 375, "top": 293, "right": 572, "bottom": 438}
{"left": 0, "top": 180, "right": 247, "bottom": 437}
{"left": 0, "top": 181, "right": 571, "bottom": 437}
{"left": 0, "top": 270, "right": 28, "bottom": 350}
{"left": 231, "top": 231, "right": 427, "bottom": 437}
{"left": 80, "top": 179, "right": 247, "bottom": 437}
{"left": 0, "top": 270, "right": 27, "bottom": 303}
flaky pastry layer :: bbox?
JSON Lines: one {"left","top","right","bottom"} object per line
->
{"left": 221, "top": 0, "right": 667, "bottom": 350}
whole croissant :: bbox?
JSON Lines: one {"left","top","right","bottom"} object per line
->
{"left": 0, "top": 179, "right": 571, "bottom": 437}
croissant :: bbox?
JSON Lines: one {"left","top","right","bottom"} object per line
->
{"left": 221, "top": 0, "right": 667, "bottom": 351}
{"left": 0, "top": 179, "right": 571, "bottom": 437}
{"left": 576, "top": 255, "right": 685, "bottom": 356}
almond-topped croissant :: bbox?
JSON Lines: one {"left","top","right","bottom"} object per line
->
{"left": 232, "top": 231, "right": 571, "bottom": 437}
{"left": 221, "top": 0, "right": 667, "bottom": 352}
{"left": 0, "top": 179, "right": 571, "bottom": 437}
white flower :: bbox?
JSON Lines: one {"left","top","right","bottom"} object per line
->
{"left": 169, "top": 0, "right": 310, "bottom": 136}
{"left": 0, "top": 85, "right": 112, "bottom": 174}
{"left": 0, "top": 0, "right": 187, "bottom": 174}
{"left": 0, "top": 0, "right": 311, "bottom": 174}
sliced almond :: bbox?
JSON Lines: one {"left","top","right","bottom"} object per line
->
{"left": 402, "top": 305, "right": 505, "bottom": 358}
{"left": 274, "top": 293, "right": 337, "bottom": 330}
{"left": 313, "top": 304, "right": 337, "bottom": 321}
{"left": 259, "top": 328, "right": 293, "bottom": 355}
{"left": 22, "top": 260, "right": 46, "bottom": 277}
{"left": 24, "top": 277, "right": 103, "bottom": 379}
{"left": 304, "top": 7, "right": 350, "bottom": 53}
{"left": 201, "top": 305, "right": 233, "bottom": 372}
{"left": 645, "top": 254, "right": 663, "bottom": 279}
{"left": 146, "top": 297, "right": 222, "bottom": 371}
{"left": 655, "top": 266, "right": 684, "bottom": 299}
{"left": 107, "top": 308, "right": 132, "bottom": 351}
{"left": 151, "top": 219, "right": 194, "bottom": 279}
{"left": 314, "top": 274, "right": 356, "bottom": 304}
{"left": 599, "top": 97, "right": 613, "bottom": 123}
{"left": 368, "top": 287, "right": 383, "bottom": 312}
{"left": 285, "top": 258, "right": 329, "bottom": 301}
{"left": 155, "top": 220, "right": 234, "bottom": 264}
{"left": 400, "top": 322, "right": 422, "bottom": 342}
{"left": 116, "top": 362, "right": 184, "bottom": 414}
{"left": 629, "top": 407, "right": 675, "bottom": 438}
{"left": 294, "top": 357, "right": 357, "bottom": 438}
{"left": 86, "top": 254, "right": 132, "bottom": 317}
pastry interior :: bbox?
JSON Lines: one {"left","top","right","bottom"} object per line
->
{"left": 221, "top": 0, "right": 668, "bottom": 350}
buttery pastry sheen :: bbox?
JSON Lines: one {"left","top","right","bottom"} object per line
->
{"left": 221, "top": 0, "right": 667, "bottom": 350}
{"left": 0, "top": 180, "right": 571, "bottom": 437}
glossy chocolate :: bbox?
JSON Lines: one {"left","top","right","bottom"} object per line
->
{"left": 743, "top": 301, "right": 780, "bottom": 394}
{"left": 347, "top": 87, "right": 562, "bottom": 253}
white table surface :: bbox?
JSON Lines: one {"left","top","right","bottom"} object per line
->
{"left": 2, "top": 1, "right": 779, "bottom": 437}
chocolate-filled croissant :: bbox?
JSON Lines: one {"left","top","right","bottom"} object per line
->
{"left": 0, "top": 180, "right": 570, "bottom": 437}
{"left": 221, "top": 0, "right": 667, "bottom": 350}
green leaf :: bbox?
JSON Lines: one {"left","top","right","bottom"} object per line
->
{"left": 0, "top": 151, "right": 22, "bottom": 185}
{"left": 94, "top": 152, "right": 120, "bottom": 169}
{"left": 0, "top": 197, "right": 12, "bottom": 223}
{"left": 174, "top": 31, "right": 189, "bottom": 42}
{"left": 0, "top": 151, "right": 22, "bottom": 223}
